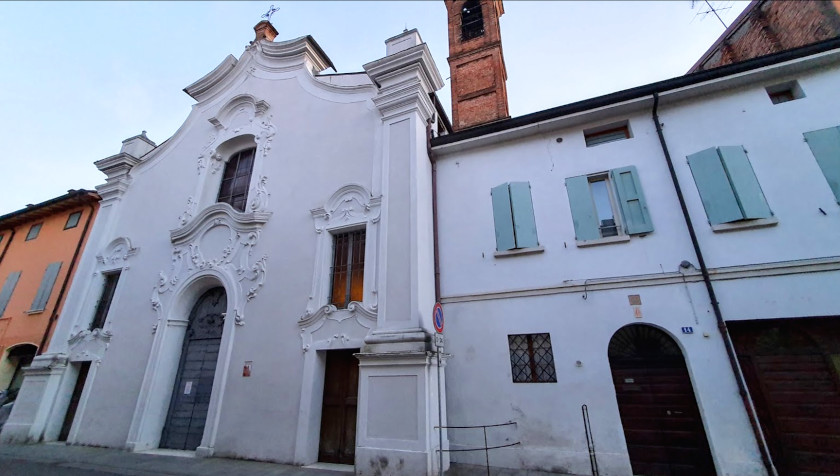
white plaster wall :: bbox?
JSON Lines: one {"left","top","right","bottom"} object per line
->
{"left": 435, "top": 111, "right": 698, "bottom": 299}
{"left": 61, "top": 57, "right": 383, "bottom": 461}
{"left": 439, "top": 284, "right": 764, "bottom": 476}
{"left": 659, "top": 64, "right": 840, "bottom": 268}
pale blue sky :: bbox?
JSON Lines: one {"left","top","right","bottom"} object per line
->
{"left": 0, "top": 1, "right": 748, "bottom": 212}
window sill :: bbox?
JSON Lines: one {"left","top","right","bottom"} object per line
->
{"left": 576, "top": 234, "right": 631, "bottom": 248}
{"left": 24, "top": 309, "right": 45, "bottom": 315}
{"left": 494, "top": 246, "right": 545, "bottom": 258}
{"left": 711, "top": 216, "right": 778, "bottom": 233}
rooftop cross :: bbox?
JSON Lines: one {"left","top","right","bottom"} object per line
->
{"left": 261, "top": 5, "right": 279, "bottom": 22}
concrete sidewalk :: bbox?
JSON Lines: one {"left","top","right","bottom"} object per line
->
{"left": 0, "top": 442, "right": 353, "bottom": 476}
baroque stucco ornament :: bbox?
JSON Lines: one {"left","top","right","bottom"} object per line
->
{"left": 202, "top": 95, "right": 275, "bottom": 174}
{"left": 96, "top": 237, "right": 139, "bottom": 267}
{"left": 151, "top": 204, "right": 271, "bottom": 332}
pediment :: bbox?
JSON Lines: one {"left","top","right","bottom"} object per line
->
{"left": 171, "top": 203, "right": 271, "bottom": 246}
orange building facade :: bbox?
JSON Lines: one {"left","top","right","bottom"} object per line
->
{"left": 0, "top": 190, "right": 99, "bottom": 396}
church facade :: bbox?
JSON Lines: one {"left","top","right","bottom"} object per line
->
{"left": 4, "top": 2, "right": 840, "bottom": 476}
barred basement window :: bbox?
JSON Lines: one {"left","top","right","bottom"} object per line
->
{"left": 508, "top": 333, "right": 557, "bottom": 383}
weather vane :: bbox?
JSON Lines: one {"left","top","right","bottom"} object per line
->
{"left": 261, "top": 4, "right": 279, "bottom": 22}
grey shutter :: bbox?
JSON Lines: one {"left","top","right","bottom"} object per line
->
{"left": 687, "top": 147, "right": 744, "bottom": 224}
{"left": 719, "top": 146, "right": 772, "bottom": 220}
{"left": 0, "top": 271, "right": 22, "bottom": 316}
{"left": 804, "top": 126, "right": 840, "bottom": 203}
{"left": 30, "top": 262, "right": 62, "bottom": 312}
{"left": 565, "top": 175, "right": 600, "bottom": 241}
{"left": 610, "top": 166, "right": 654, "bottom": 235}
{"left": 491, "top": 184, "right": 516, "bottom": 251}
{"left": 509, "top": 182, "right": 539, "bottom": 248}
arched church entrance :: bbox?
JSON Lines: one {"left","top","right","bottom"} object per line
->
{"left": 160, "top": 286, "right": 226, "bottom": 450}
{"left": 608, "top": 324, "right": 715, "bottom": 476}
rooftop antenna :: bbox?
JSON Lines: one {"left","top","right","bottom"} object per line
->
{"left": 691, "top": 0, "right": 732, "bottom": 29}
{"left": 261, "top": 4, "right": 279, "bottom": 22}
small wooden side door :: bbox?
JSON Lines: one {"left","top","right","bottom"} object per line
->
{"left": 318, "top": 349, "right": 359, "bottom": 464}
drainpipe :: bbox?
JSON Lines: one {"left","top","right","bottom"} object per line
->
{"left": 652, "top": 92, "right": 777, "bottom": 476}
{"left": 38, "top": 201, "right": 96, "bottom": 355}
{"left": 427, "top": 119, "right": 442, "bottom": 302}
{"left": 0, "top": 228, "right": 16, "bottom": 267}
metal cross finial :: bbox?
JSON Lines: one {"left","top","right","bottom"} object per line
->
{"left": 261, "top": 4, "right": 279, "bottom": 22}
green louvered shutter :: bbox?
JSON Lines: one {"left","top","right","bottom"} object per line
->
{"left": 0, "top": 271, "right": 22, "bottom": 316}
{"left": 565, "top": 175, "right": 600, "bottom": 241}
{"left": 491, "top": 184, "right": 516, "bottom": 251}
{"left": 804, "top": 126, "right": 840, "bottom": 204}
{"left": 509, "top": 182, "right": 539, "bottom": 248}
{"left": 719, "top": 146, "right": 772, "bottom": 220}
{"left": 687, "top": 147, "right": 744, "bottom": 224}
{"left": 610, "top": 166, "right": 653, "bottom": 235}
{"left": 30, "top": 262, "right": 62, "bottom": 312}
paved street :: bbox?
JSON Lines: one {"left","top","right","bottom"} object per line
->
{"left": 0, "top": 442, "right": 352, "bottom": 476}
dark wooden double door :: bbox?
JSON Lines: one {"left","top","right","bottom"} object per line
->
{"left": 730, "top": 318, "right": 840, "bottom": 476}
{"left": 318, "top": 349, "right": 359, "bottom": 464}
{"left": 161, "top": 287, "right": 226, "bottom": 451}
{"left": 609, "top": 325, "right": 716, "bottom": 476}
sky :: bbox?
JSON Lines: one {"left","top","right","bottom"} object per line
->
{"left": 0, "top": 1, "right": 749, "bottom": 213}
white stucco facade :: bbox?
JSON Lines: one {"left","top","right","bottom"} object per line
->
{"left": 3, "top": 15, "right": 840, "bottom": 476}
{"left": 433, "top": 49, "right": 840, "bottom": 476}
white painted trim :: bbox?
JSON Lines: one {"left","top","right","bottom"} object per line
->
{"left": 493, "top": 246, "right": 545, "bottom": 258}
{"left": 575, "top": 235, "right": 631, "bottom": 248}
{"left": 710, "top": 216, "right": 778, "bottom": 232}
{"left": 441, "top": 256, "right": 840, "bottom": 303}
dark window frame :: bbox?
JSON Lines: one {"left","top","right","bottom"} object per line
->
{"left": 508, "top": 333, "right": 557, "bottom": 383}
{"left": 460, "top": 0, "right": 485, "bottom": 41}
{"left": 25, "top": 223, "right": 42, "bottom": 241}
{"left": 217, "top": 148, "right": 256, "bottom": 212}
{"left": 89, "top": 271, "right": 121, "bottom": 330}
{"left": 329, "top": 229, "right": 366, "bottom": 309}
{"left": 584, "top": 124, "right": 631, "bottom": 147}
{"left": 64, "top": 211, "right": 83, "bottom": 230}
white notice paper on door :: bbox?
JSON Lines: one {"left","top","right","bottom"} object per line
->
{"left": 184, "top": 381, "right": 193, "bottom": 395}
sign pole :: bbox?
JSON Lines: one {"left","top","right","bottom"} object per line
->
{"left": 433, "top": 302, "right": 444, "bottom": 476}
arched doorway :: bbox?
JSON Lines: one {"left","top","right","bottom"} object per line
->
{"left": 160, "top": 287, "right": 226, "bottom": 450}
{"left": 5, "top": 344, "right": 37, "bottom": 394}
{"left": 608, "top": 325, "right": 716, "bottom": 476}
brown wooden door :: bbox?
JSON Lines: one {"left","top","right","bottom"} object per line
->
{"left": 609, "top": 325, "right": 716, "bottom": 476}
{"left": 730, "top": 319, "right": 840, "bottom": 476}
{"left": 58, "top": 361, "right": 90, "bottom": 441}
{"left": 160, "top": 287, "right": 226, "bottom": 451}
{"left": 318, "top": 349, "right": 359, "bottom": 464}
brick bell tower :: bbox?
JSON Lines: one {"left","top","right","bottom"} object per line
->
{"left": 445, "top": 0, "right": 510, "bottom": 131}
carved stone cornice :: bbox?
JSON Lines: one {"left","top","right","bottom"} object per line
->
{"left": 255, "top": 35, "right": 333, "bottom": 74}
{"left": 298, "top": 301, "right": 377, "bottom": 352}
{"left": 171, "top": 203, "right": 271, "bottom": 245}
{"left": 96, "top": 237, "right": 138, "bottom": 268}
{"left": 184, "top": 54, "right": 239, "bottom": 102}
{"left": 364, "top": 43, "right": 444, "bottom": 92}
{"left": 364, "top": 43, "right": 443, "bottom": 122}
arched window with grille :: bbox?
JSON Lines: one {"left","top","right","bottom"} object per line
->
{"left": 217, "top": 148, "right": 256, "bottom": 212}
{"left": 461, "top": 0, "right": 484, "bottom": 41}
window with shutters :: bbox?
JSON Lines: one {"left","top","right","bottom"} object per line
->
{"left": 330, "top": 230, "right": 365, "bottom": 309}
{"left": 28, "top": 262, "right": 62, "bottom": 313}
{"left": 490, "top": 182, "right": 542, "bottom": 256}
{"left": 804, "top": 126, "right": 840, "bottom": 204}
{"left": 0, "top": 271, "right": 22, "bottom": 317}
{"left": 64, "top": 211, "right": 82, "bottom": 230}
{"left": 217, "top": 148, "right": 256, "bottom": 212}
{"left": 566, "top": 166, "right": 653, "bottom": 247}
{"left": 686, "top": 146, "right": 776, "bottom": 232}
{"left": 25, "top": 223, "right": 42, "bottom": 241}
{"left": 90, "top": 271, "right": 121, "bottom": 330}
{"left": 508, "top": 333, "right": 557, "bottom": 383}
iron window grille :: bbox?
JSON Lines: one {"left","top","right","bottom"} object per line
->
{"left": 508, "top": 333, "right": 557, "bottom": 383}
{"left": 217, "top": 148, "right": 256, "bottom": 212}
{"left": 329, "top": 230, "right": 366, "bottom": 309}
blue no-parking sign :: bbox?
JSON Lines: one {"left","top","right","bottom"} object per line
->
{"left": 433, "top": 302, "right": 444, "bottom": 334}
